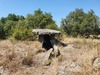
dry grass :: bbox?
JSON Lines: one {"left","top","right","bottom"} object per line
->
{"left": 60, "top": 37, "right": 100, "bottom": 75}
{"left": 0, "top": 37, "right": 100, "bottom": 75}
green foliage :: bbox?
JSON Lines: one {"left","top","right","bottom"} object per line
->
{"left": 7, "top": 14, "right": 25, "bottom": 21}
{"left": 0, "top": 22, "right": 5, "bottom": 39}
{"left": 25, "top": 9, "right": 57, "bottom": 29}
{"left": 11, "top": 20, "right": 35, "bottom": 40}
{"left": 46, "top": 24, "right": 58, "bottom": 30}
{"left": 3, "top": 20, "right": 17, "bottom": 38}
{"left": 0, "top": 17, "right": 7, "bottom": 24}
{"left": 61, "top": 9, "right": 100, "bottom": 37}
{"left": 0, "top": 8, "right": 100, "bottom": 40}
{"left": 0, "top": 9, "right": 57, "bottom": 40}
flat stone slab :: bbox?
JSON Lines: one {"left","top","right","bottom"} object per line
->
{"left": 93, "top": 57, "right": 100, "bottom": 70}
{"left": 40, "top": 48, "right": 53, "bottom": 65}
{"left": 32, "top": 29, "right": 61, "bottom": 35}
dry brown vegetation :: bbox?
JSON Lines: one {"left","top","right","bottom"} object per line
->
{"left": 0, "top": 37, "right": 100, "bottom": 75}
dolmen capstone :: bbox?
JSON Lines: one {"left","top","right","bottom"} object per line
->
{"left": 32, "top": 29, "right": 61, "bottom": 65}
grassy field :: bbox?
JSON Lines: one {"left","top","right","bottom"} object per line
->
{"left": 0, "top": 37, "right": 100, "bottom": 75}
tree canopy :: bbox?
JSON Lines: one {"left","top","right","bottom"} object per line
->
{"left": 0, "top": 9, "right": 58, "bottom": 40}
{"left": 0, "top": 8, "right": 100, "bottom": 40}
{"left": 60, "top": 9, "right": 100, "bottom": 37}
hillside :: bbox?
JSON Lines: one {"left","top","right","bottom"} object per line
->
{"left": 0, "top": 37, "right": 100, "bottom": 75}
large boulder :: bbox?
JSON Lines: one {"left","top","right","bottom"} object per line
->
{"left": 41, "top": 48, "right": 53, "bottom": 65}
{"left": 93, "top": 57, "right": 100, "bottom": 70}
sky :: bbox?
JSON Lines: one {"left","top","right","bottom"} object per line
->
{"left": 0, "top": 0, "right": 100, "bottom": 25}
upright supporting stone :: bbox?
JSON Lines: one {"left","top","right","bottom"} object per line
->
{"left": 51, "top": 37, "right": 60, "bottom": 57}
{"left": 41, "top": 48, "right": 53, "bottom": 65}
{"left": 53, "top": 45, "right": 60, "bottom": 57}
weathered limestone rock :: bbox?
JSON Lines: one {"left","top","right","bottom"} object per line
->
{"left": 93, "top": 57, "right": 100, "bottom": 70}
{"left": 32, "top": 29, "right": 61, "bottom": 35}
{"left": 50, "top": 38, "right": 60, "bottom": 57}
{"left": 53, "top": 45, "right": 60, "bottom": 57}
{"left": 58, "top": 62, "right": 82, "bottom": 75}
{"left": 41, "top": 48, "right": 53, "bottom": 65}
{"left": 0, "top": 66, "right": 4, "bottom": 75}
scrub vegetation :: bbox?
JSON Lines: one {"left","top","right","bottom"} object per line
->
{"left": 0, "top": 37, "right": 100, "bottom": 75}
{"left": 0, "top": 9, "right": 100, "bottom": 75}
{"left": 0, "top": 8, "right": 100, "bottom": 40}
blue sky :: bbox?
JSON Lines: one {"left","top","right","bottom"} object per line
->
{"left": 0, "top": 0, "right": 100, "bottom": 25}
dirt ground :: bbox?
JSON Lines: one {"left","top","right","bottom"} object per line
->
{"left": 0, "top": 37, "right": 100, "bottom": 75}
